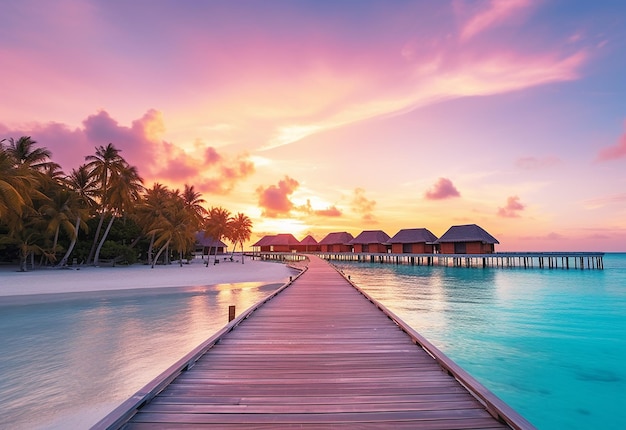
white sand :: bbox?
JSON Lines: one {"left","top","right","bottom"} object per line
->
{"left": 0, "top": 256, "right": 296, "bottom": 297}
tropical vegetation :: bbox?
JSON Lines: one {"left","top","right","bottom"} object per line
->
{"left": 0, "top": 136, "right": 253, "bottom": 271}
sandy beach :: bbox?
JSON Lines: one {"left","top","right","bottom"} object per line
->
{"left": 0, "top": 257, "right": 296, "bottom": 298}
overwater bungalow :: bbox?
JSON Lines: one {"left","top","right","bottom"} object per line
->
{"left": 194, "top": 232, "right": 228, "bottom": 255}
{"left": 388, "top": 228, "right": 437, "bottom": 254}
{"left": 436, "top": 224, "right": 499, "bottom": 254}
{"left": 252, "top": 235, "right": 276, "bottom": 252}
{"left": 319, "top": 232, "right": 354, "bottom": 252}
{"left": 349, "top": 230, "right": 391, "bottom": 253}
{"left": 297, "top": 235, "right": 321, "bottom": 253}
{"left": 268, "top": 233, "right": 301, "bottom": 252}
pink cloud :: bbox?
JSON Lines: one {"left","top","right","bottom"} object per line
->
{"left": 0, "top": 122, "right": 90, "bottom": 170}
{"left": 516, "top": 156, "right": 561, "bottom": 170}
{"left": 596, "top": 123, "right": 626, "bottom": 161}
{"left": 256, "top": 176, "right": 299, "bottom": 218}
{"left": 205, "top": 147, "right": 222, "bottom": 165}
{"left": 1, "top": 110, "right": 255, "bottom": 194}
{"left": 0, "top": 110, "right": 161, "bottom": 172}
{"left": 425, "top": 178, "right": 461, "bottom": 200}
{"left": 498, "top": 195, "right": 526, "bottom": 218}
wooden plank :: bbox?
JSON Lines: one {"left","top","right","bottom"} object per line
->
{"left": 94, "top": 255, "right": 532, "bottom": 430}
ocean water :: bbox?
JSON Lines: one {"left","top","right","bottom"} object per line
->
{"left": 333, "top": 253, "right": 626, "bottom": 430}
{"left": 1, "top": 256, "right": 624, "bottom": 430}
{"left": 0, "top": 281, "right": 287, "bottom": 429}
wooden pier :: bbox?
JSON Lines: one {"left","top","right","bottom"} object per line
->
{"left": 258, "top": 251, "right": 604, "bottom": 270}
{"left": 94, "top": 256, "right": 534, "bottom": 429}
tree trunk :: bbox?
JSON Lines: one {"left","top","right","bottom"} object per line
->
{"left": 205, "top": 245, "right": 213, "bottom": 267}
{"left": 147, "top": 233, "right": 155, "bottom": 265}
{"left": 241, "top": 241, "right": 245, "bottom": 264}
{"left": 58, "top": 215, "right": 81, "bottom": 267}
{"left": 179, "top": 250, "right": 183, "bottom": 267}
{"left": 93, "top": 215, "right": 115, "bottom": 266}
{"left": 53, "top": 225, "right": 60, "bottom": 254}
{"left": 152, "top": 239, "right": 171, "bottom": 268}
{"left": 87, "top": 212, "right": 105, "bottom": 264}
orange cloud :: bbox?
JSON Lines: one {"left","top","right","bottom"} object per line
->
{"left": 351, "top": 188, "right": 376, "bottom": 222}
{"left": 498, "top": 195, "right": 525, "bottom": 218}
{"left": 596, "top": 122, "right": 626, "bottom": 161}
{"left": 425, "top": 178, "right": 461, "bottom": 200}
{"left": 256, "top": 176, "right": 299, "bottom": 217}
{"left": 315, "top": 206, "right": 342, "bottom": 217}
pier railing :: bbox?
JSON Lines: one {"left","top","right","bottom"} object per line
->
{"left": 256, "top": 251, "right": 604, "bottom": 269}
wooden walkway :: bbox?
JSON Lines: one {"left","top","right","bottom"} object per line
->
{"left": 96, "top": 256, "right": 534, "bottom": 429}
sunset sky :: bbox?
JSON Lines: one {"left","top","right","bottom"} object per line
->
{"left": 2, "top": 0, "right": 626, "bottom": 251}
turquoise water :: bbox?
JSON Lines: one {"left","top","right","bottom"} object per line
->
{"left": 333, "top": 253, "right": 626, "bottom": 430}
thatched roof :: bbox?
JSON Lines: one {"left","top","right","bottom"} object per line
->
{"left": 349, "top": 230, "right": 390, "bottom": 245}
{"left": 252, "top": 235, "right": 275, "bottom": 247}
{"left": 319, "top": 232, "right": 354, "bottom": 245}
{"left": 270, "top": 233, "right": 301, "bottom": 246}
{"left": 435, "top": 224, "right": 499, "bottom": 244}
{"left": 299, "top": 235, "right": 319, "bottom": 245}
{"left": 195, "top": 232, "right": 227, "bottom": 247}
{"left": 388, "top": 228, "right": 437, "bottom": 244}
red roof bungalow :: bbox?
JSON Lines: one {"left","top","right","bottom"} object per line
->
{"left": 296, "top": 235, "right": 321, "bottom": 253}
{"left": 435, "top": 224, "right": 499, "bottom": 254}
{"left": 268, "top": 233, "right": 301, "bottom": 252}
{"left": 388, "top": 228, "right": 437, "bottom": 254}
{"left": 349, "top": 230, "right": 391, "bottom": 253}
{"left": 319, "top": 232, "right": 354, "bottom": 253}
{"left": 251, "top": 235, "right": 275, "bottom": 252}
{"left": 194, "top": 232, "right": 228, "bottom": 255}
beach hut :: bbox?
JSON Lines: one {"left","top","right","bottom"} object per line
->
{"left": 435, "top": 224, "right": 499, "bottom": 254}
{"left": 252, "top": 235, "right": 276, "bottom": 252}
{"left": 194, "top": 232, "right": 227, "bottom": 255}
{"left": 349, "top": 230, "right": 391, "bottom": 253}
{"left": 268, "top": 233, "right": 301, "bottom": 252}
{"left": 297, "top": 235, "right": 320, "bottom": 253}
{"left": 388, "top": 228, "right": 437, "bottom": 254}
{"left": 319, "top": 232, "right": 354, "bottom": 253}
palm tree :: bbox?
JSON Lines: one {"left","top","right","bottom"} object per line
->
{"left": 0, "top": 146, "right": 33, "bottom": 222}
{"left": 56, "top": 165, "right": 97, "bottom": 267}
{"left": 229, "top": 212, "right": 252, "bottom": 264}
{"left": 5, "top": 136, "right": 54, "bottom": 171}
{"left": 203, "top": 206, "right": 232, "bottom": 266}
{"left": 135, "top": 183, "right": 170, "bottom": 265}
{"left": 0, "top": 138, "right": 54, "bottom": 270}
{"left": 149, "top": 191, "right": 197, "bottom": 268}
{"left": 92, "top": 162, "right": 144, "bottom": 266}
{"left": 84, "top": 143, "right": 126, "bottom": 264}
{"left": 182, "top": 184, "right": 208, "bottom": 230}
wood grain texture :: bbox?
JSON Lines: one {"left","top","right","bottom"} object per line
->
{"left": 122, "top": 256, "right": 515, "bottom": 429}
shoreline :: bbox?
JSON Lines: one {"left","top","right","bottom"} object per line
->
{"left": 0, "top": 257, "right": 297, "bottom": 299}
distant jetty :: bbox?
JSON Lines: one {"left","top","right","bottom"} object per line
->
{"left": 256, "top": 251, "right": 605, "bottom": 270}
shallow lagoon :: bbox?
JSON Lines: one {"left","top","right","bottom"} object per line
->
{"left": 0, "top": 282, "right": 285, "bottom": 429}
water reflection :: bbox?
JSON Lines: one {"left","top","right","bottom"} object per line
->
{"left": 0, "top": 281, "right": 285, "bottom": 429}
